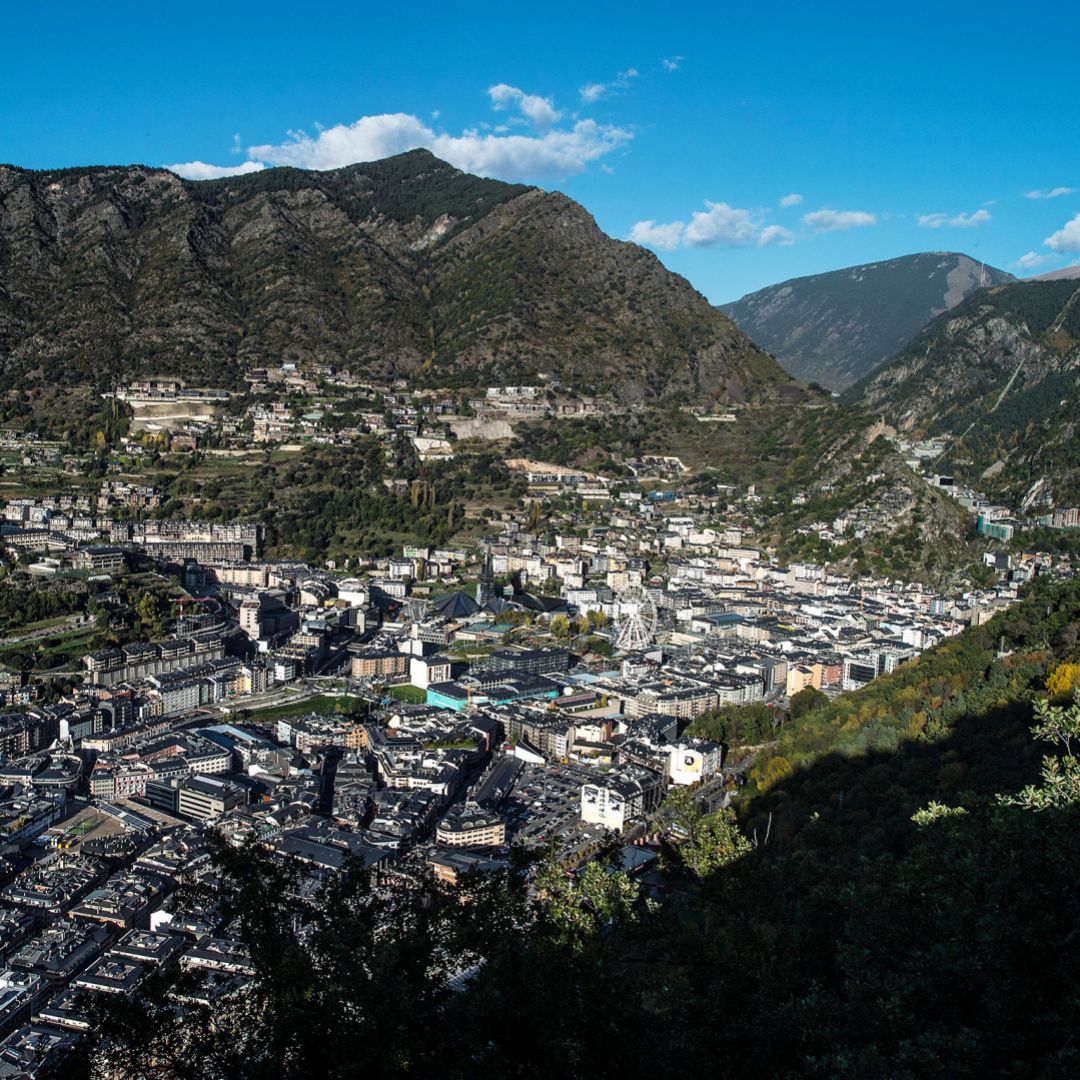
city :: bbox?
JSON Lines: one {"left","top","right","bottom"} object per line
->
{"left": 3, "top": 5, "right": 1080, "bottom": 1074}
{"left": 0, "top": 384, "right": 1073, "bottom": 1069}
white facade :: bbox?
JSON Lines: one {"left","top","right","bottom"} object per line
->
{"left": 667, "top": 743, "right": 723, "bottom": 786}
{"left": 410, "top": 655, "right": 451, "bottom": 689}
{"left": 581, "top": 783, "right": 629, "bottom": 831}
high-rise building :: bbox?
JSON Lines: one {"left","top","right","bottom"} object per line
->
{"left": 477, "top": 544, "right": 496, "bottom": 608}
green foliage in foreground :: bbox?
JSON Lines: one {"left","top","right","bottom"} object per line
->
{"left": 48, "top": 578, "right": 1080, "bottom": 1078}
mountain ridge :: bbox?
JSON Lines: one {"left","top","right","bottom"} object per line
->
{"left": 851, "top": 277, "right": 1080, "bottom": 506}
{"left": 1030, "top": 264, "right": 1080, "bottom": 282}
{"left": 720, "top": 252, "right": 1015, "bottom": 391}
{"left": 0, "top": 149, "right": 788, "bottom": 406}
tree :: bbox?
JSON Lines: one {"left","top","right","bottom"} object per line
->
{"left": 50, "top": 836, "right": 458, "bottom": 1078}
{"left": 760, "top": 754, "right": 794, "bottom": 791}
{"left": 1046, "top": 662, "right": 1080, "bottom": 697}
{"left": 134, "top": 591, "right": 165, "bottom": 635}
{"left": 533, "top": 846, "right": 651, "bottom": 950}
{"left": 664, "top": 787, "right": 752, "bottom": 878}
{"left": 789, "top": 685, "right": 828, "bottom": 720}
{"left": 1052, "top": 621, "right": 1079, "bottom": 654}
{"left": 1001, "top": 692, "right": 1080, "bottom": 810}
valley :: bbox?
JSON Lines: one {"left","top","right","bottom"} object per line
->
{"left": 0, "top": 147, "right": 1076, "bottom": 1079}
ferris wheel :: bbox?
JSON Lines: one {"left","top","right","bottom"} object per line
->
{"left": 613, "top": 585, "right": 658, "bottom": 651}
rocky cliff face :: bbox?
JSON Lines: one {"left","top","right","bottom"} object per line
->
{"left": 721, "top": 252, "right": 1014, "bottom": 391}
{"left": 0, "top": 150, "right": 786, "bottom": 403}
{"left": 853, "top": 279, "right": 1080, "bottom": 505}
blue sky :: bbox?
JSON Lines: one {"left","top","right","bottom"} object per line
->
{"left": 3, "top": 1, "right": 1079, "bottom": 302}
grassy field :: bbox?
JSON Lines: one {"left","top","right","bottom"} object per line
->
{"left": 16, "top": 615, "right": 75, "bottom": 634}
{"left": 446, "top": 643, "right": 497, "bottom": 661}
{"left": 387, "top": 684, "right": 427, "bottom": 704}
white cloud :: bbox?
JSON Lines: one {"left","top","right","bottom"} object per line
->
{"left": 1045, "top": 212, "right": 1080, "bottom": 253}
{"left": 164, "top": 160, "right": 266, "bottom": 180}
{"left": 684, "top": 201, "right": 758, "bottom": 248}
{"left": 758, "top": 224, "right": 795, "bottom": 246}
{"left": 918, "top": 209, "right": 991, "bottom": 229}
{"left": 661, "top": 56, "right": 684, "bottom": 72}
{"left": 630, "top": 199, "right": 799, "bottom": 251}
{"left": 487, "top": 83, "right": 560, "bottom": 127}
{"left": 433, "top": 120, "right": 630, "bottom": 180}
{"left": 802, "top": 208, "right": 877, "bottom": 233}
{"left": 246, "top": 112, "right": 631, "bottom": 182}
{"left": 250, "top": 114, "right": 431, "bottom": 170}
{"left": 779, "top": 192, "right": 802, "bottom": 207}
{"left": 1025, "top": 186, "right": 1075, "bottom": 200}
{"left": 578, "top": 68, "right": 638, "bottom": 103}
{"left": 1012, "top": 251, "right": 1056, "bottom": 271}
{"left": 628, "top": 219, "right": 684, "bottom": 250}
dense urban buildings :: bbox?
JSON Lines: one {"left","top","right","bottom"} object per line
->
{"left": 0, "top": 424, "right": 1071, "bottom": 1071}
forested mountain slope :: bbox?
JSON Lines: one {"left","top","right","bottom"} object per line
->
{"left": 853, "top": 278, "right": 1080, "bottom": 506}
{"left": 0, "top": 150, "right": 786, "bottom": 404}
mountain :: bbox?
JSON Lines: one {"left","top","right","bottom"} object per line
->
{"left": 0, "top": 150, "right": 786, "bottom": 404}
{"left": 720, "top": 252, "right": 1015, "bottom": 391}
{"left": 1030, "top": 264, "right": 1080, "bottom": 282}
{"left": 853, "top": 278, "right": 1080, "bottom": 506}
